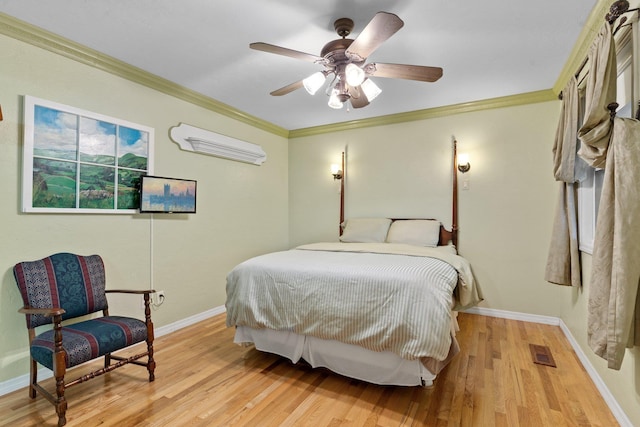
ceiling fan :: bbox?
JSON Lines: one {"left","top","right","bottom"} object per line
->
{"left": 250, "top": 11, "right": 443, "bottom": 110}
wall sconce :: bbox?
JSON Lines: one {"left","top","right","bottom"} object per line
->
{"left": 331, "top": 163, "right": 343, "bottom": 180}
{"left": 457, "top": 153, "right": 470, "bottom": 173}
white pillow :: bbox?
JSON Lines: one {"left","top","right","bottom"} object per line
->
{"left": 386, "top": 220, "right": 441, "bottom": 247}
{"left": 340, "top": 218, "right": 391, "bottom": 243}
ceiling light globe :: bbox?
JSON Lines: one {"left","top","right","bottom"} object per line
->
{"left": 328, "top": 89, "right": 344, "bottom": 109}
{"left": 303, "top": 72, "right": 326, "bottom": 95}
{"left": 345, "top": 63, "right": 365, "bottom": 86}
{"left": 360, "top": 79, "right": 382, "bottom": 101}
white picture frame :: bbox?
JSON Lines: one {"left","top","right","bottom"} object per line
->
{"left": 22, "top": 95, "right": 154, "bottom": 213}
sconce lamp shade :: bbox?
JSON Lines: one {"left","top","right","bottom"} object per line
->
{"left": 303, "top": 72, "right": 326, "bottom": 95}
{"left": 457, "top": 153, "right": 470, "bottom": 173}
{"left": 331, "top": 163, "right": 343, "bottom": 180}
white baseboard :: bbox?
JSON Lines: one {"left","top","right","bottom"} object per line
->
{"left": 154, "top": 305, "right": 226, "bottom": 338}
{"left": 0, "top": 305, "right": 226, "bottom": 398}
{"left": 463, "top": 306, "right": 561, "bottom": 326}
{"left": 0, "top": 305, "right": 632, "bottom": 426}
{"left": 462, "top": 306, "right": 632, "bottom": 427}
{"left": 556, "top": 319, "right": 632, "bottom": 427}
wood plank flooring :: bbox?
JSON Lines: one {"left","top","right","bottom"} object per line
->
{"left": 0, "top": 312, "right": 619, "bottom": 426}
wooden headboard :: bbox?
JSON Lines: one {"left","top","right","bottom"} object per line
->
{"left": 339, "top": 138, "right": 459, "bottom": 247}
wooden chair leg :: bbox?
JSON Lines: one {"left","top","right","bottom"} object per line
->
{"left": 146, "top": 340, "right": 156, "bottom": 382}
{"left": 104, "top": 353, "right": 111, "bottom": 369}
{"left": 55, "top": 397, "right": 68, "bottom": 427}
{"left": 29, "top": 358, "right": 37, "bottom": 399}
{"left": 53, "top": 318, "right": 67, "bottom": 426}
{"left": 143, "top": 293, "right": 156, "bottom": 382}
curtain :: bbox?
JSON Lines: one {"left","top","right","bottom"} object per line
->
{"left": 586, "top": 117, "right": 640, "bottom": 370}
{"left": 578, "top": 23, "right": 640, "bottom": 370}
{"left": 544, "top": 77, "right": 581, "bottom": 287}
{"left": 578, "top": 24, "right": 617, "bottom": 167}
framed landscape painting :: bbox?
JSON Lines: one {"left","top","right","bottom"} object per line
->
{"left": 22, "top": 96, "right": 154, "bottom": 213}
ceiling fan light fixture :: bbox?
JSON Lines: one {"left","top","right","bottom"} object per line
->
{"left": 303, "top": 71, "right": 326, "bottom": 95}
{"left": 345, "top": 63, "right": 365, "bottom": 86}
{"left": 328, "top": 89, "right": 344, "bottom": 109}
{"left": 361, "top": 79, "right": 382, "bottom": 101}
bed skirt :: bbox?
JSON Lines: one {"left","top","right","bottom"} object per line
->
{"left": 234, "top": 326, "right": 437, "bottom": 386}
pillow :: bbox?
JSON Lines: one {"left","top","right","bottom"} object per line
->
{"left": 386, "top": 219, "right": 441, "bottom": 247}
{"left": 339, "top": 218, "right": 392, "bottom": 243}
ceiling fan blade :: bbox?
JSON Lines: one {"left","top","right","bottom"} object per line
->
{"left": 368, "top": 63, "right": 443, "bottom": 82}
{"left": 349, "top": 94, "right": 370, "bottom": 109}
{"left": 348, "top": 85, "right": 370, "bottom": 108}
{"left": 250, "top": 42, "right": 325, "bottom": 64}
{"left": 270, "top": 80, "right": 305, "bottom": 96}
{"left": 347, "top": 86, "right": 369, "bottom": 108}
{"left": 345, "top": 12, "right": 404, "bottom": 62}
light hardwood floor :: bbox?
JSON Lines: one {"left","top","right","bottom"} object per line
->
{"left": 0, "top": 312, "right": 619, "bottom": 426}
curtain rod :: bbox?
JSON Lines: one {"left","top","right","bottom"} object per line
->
{"left": 559, "top": 0, "right": 637, "bottom": 100}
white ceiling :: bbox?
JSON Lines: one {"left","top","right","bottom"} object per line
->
{"left": 0, "top": 0, "right": 597, "bottom": 130}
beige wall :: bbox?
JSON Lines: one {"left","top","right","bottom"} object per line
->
{"left": 0, "top": 33, "right": 289, "bottom": 382}
{"left": 562, "top": 254, "right": 640, "bottom": 425}
{"left": 289, "top": 101, "right": 639, "bottom": 425}
{"left": 290, "top": 102, "right": 566, "bottom": 316}
{"left": 1, "top": 18, "right": 639, "bottom": 425}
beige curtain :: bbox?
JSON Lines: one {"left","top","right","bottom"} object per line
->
{"left": 553, "top": 77, "right": 580, "bottom": 182}
{"left": 578, "top": 23, "right": 640, "bottom": 370}
{"left": 544, "top": 77, "right": 581, "bottom": 287}
{"left": 578, "top": 24, "right": 617, "bottom": 167}
{"left": 586, "top": 117, "right": 640, "bottom": 370}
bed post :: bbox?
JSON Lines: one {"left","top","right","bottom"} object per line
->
{"left": 339, "top": 151, "right": 345, "bottom": 236}
{"left": 452, "top": 138, "right": 459, "bottom": 247}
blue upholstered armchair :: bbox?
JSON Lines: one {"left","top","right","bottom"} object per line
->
{"left": 13, "top": 252, "right": 156, "bottom": 427}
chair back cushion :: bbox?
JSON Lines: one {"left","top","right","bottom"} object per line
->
{"left": 13, "top": 253, "right": 108, "bottom": 328}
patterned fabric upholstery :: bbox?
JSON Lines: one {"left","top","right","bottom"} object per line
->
{"left": 13, "top": 253, "right": 109, "bottom": 328}
{"left": 31, "top": 316, "right": 148, "bottom": 370}
{"left": 12, "top": 252, "right": 155, "bottom": 426}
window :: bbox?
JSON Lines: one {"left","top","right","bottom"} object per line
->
{"left": 577, "top": 20, "right": 637, "bottom": 253}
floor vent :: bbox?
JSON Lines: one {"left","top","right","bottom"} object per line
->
{"left": 529, "top": 344, "right": 557, "bottom": 367}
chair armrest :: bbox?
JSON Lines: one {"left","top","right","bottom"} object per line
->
{"left": 105, "top": 289, "right": 156, "bottom": 295}
{"left": 18, "top": 306, "right": 66, "bottom": 316}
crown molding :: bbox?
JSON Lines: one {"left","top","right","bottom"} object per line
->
{"left": 0, "top": 12, "right": 561, "bottom": 140}
{"left": 288, "top": 90, "right": 557, "bottom": 138}
{"left": 0, "top": 13, "right": 289, "bottom": 138}
{"left": 553, "top": 0, "right": 614, "bottom": 94}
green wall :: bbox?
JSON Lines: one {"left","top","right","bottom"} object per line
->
{"left": 0, "top": 32, "right": 289, "bottom": 382}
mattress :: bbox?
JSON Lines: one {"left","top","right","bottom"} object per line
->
{"left": 226, "top": 242, "right": 479, "bottom": 376}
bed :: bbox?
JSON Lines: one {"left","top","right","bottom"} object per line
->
{"left": 225, "top": 141, "right": 482, "bottom": 386}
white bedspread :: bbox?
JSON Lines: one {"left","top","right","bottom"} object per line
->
{"left": 225, "top": 242, "right": 480, "bottom": 368}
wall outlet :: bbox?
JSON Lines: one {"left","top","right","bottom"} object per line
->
{"left": 155, "top": 290, "right": 165, "bottom": 306}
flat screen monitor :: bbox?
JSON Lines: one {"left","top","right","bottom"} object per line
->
{"left": 139, "top": 175, "right": 197, "bottom": 213}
